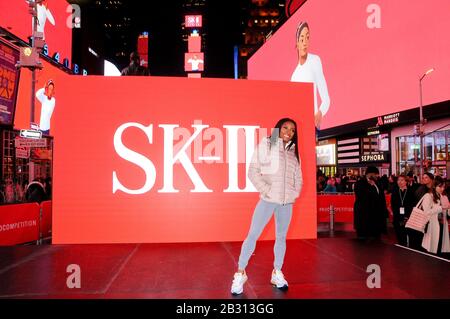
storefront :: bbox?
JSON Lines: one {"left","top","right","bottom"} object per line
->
{"left": 335, "top": 134, "right": 391, "bottom": 177}
{"left": 391, "top": 117, "right": 449, "bottom": 178}
{"left": 316, "top": 138, "right": 336, "bottom": 176}
{"left": 318, "top": 100, "right": 449, "bottom": 179}
{"left": 1, "top": 128, "right": 53, "bottom": 194}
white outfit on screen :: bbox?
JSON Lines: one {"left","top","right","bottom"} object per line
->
{"left": 290, "top": 53, "right": 330, "bottom": 117}
{"left": 36, "top": 3, "right": 55, "bottom": 40}
{"left": 188, "top": 58, "right": 203, "bottom": 71}
{"left": 36, "top": 88, "right": 55, "bottom": 131}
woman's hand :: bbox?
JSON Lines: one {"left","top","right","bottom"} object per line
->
{"left": 314, "top": 111, "right": 323, "bottom": 128}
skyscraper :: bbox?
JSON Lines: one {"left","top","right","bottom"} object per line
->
{"left": 239, "top": 0, "right": 286, "bottom": 78}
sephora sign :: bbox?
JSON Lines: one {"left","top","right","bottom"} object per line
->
{"left": 52, "top": 76, "right": 317, "bottom": 244}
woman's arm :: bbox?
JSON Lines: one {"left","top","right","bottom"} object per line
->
{"left": 294, "top": 156, "right": 303, "bottom": 197}
{"left": 315, "top": 56, "right": 330, "bottom": 116}
{"left": 248, "top": 140, "right": 271, "bottom": 195}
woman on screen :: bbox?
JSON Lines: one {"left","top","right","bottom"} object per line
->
{"left": 230, "top": 118, "right": 303, "bottom": 295}
{"left": 36, "top": 0, "right": 55, "bottom": 41}
{"left": 291, "top": 22, "right": 330, "bottom": 129}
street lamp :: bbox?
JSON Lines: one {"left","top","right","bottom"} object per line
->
{"left": 418, "top": 67, "right": 434, "bottom": 180}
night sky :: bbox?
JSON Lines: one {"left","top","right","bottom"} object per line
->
{"left": 71, "top": 0, "right": 247, "bottom": 77}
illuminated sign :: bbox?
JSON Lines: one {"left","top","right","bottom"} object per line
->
{"left": 185, "top": 53, "right": 204, "bottom": 72}
{"left": 367, "top": 128, "right": 380, "bottom": 136}
{"left": 188, "top": 36, "right": 201, "bottom": 53}
{"left": 185, "top": 15, "right": 202, "bottom": 28}
{"left": 15, "top": 147, "right": 30, "bottom": 159}
{"left": 0, "top": 42, "right": 19, "bottom": 126}
{"left": 52, "top": 77, "right": 317, "bottom": 244}
{"left": 316, "top": 144, "right": 336, "bottom": 165}
{"left": 247, "top": 0, "right": 450, "bottom": 130}
{"left": 0, "top": 0, "right": 73, "bottom": 63}
{"left": 377, "top": 112, "right": 400, "bottom": 126}
{"left": 360, "top": 152, "right": 387, "bottom": 162}
{"left": 15, "top": 137, "right": 47, "bottom": 148}
{"left": 19, "top": 129, "right": 42, "bottom": 139}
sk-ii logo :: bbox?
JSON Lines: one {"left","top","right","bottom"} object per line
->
{"left": 112, "top": 121, "right": 280, "bottom": 195}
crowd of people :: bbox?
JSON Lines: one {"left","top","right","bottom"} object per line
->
{"left": 318, "top": 167, "right": 450, "bottom": 256}
{"left": 317, "top": 170, "right": 358, "bottom": 193}
{"left": 0, "top": 177, "right": 51, "bottom": 205}
{"left": 352, "top": 167, "right": 449, "bottom": 256}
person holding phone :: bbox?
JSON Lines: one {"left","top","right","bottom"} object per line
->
{"left": 230, "top": 118, "right": 303, "bottom": 295}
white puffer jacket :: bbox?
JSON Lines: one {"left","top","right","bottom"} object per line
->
{"left": 248, "top": 137, "right": 303, "bottom": 205}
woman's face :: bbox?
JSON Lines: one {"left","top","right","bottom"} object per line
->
{"left": 297, "top": 27, "right": 310, "bottom": 58}
{"left": 397, "top": 176, "right": 407, "bottom": 189}
{"left": 422, "top": 174, "right": 432, "bottom": 187}
{"left": 279, "top": 121, "right": 296, "bottom": 144}
{"left": 435, "top": 183, "right": 444, "bottom": 195}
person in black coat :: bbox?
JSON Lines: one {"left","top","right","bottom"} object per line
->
{"left": 390, "top": 174, "right": 416, "bottom": 246}
{"left": 354, "top": 166, "right": 389, "bottom": 240}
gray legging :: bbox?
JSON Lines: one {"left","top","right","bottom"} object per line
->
{"left": 238, "top": 199, "right": 293, "bottom": 270}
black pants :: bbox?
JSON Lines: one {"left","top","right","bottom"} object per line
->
{"left": 393, "top": 219, "right": 407, "bottom": 246}
{"left": 406, "top": 228, "right": 424, "bottom": 251}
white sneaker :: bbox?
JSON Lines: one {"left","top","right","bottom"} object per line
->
{"left": 231, "top": 272, "right": 248, "bottom": 295}
{"left": 271, "top": 269, "right": 288, "bottom": 289}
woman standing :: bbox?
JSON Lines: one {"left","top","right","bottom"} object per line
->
{"left": 421, "top": 176, "right": 449, "bottom": 254}
{"left": 390, "top": 174, "right": 415, "bottom": 246}
{"left": 230, "top": 118, "right": 303, "bottom": 295}
{"left": 291, "top": 22, "right": 330, "bottom": 129}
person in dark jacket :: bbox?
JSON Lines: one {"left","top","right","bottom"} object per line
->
{"left": 390, "top": 174, "right": 415, "bottom": 246}
{"left": 121, "top": 52, "right": 150, "bottom": 76}
{"left": 353, "top": 166, "right": 389, "bottom": 240}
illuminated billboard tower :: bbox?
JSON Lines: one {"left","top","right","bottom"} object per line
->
{"left": 184, "top": 16, "right": 204, "bottom": 77}
{"left": 137, "top": 32, "right": 149, "bottom": 68}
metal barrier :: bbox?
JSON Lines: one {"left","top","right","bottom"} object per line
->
{"left": 329, "top": 204, "right": 335, "bottom": 233}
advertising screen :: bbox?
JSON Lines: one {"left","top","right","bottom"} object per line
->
{"left": 0, "top": 41, "right": 20, "bottom": 125}
{"left": 14, "top": 58, "right": 69, "bottom": 131}
{"left": 52, "top": 76, "right": 317, "bottom": 243}
{"left": 185, "top": 53, "right": 204, "bottom": 72}
{"left": 248, "top": 0, "right": 450, "bottom": 129}
{"left": 0, "top": 0, "right": 73, "bottom": 62}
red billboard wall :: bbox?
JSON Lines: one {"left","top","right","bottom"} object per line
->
{"left": 52, "top": 77, "right": 317, "bottom": 243}
{"left": 249, "top": 0, "right": 450, "bottom": 129}
{"left": 0, "top": 0, "right": 72, "bottom": 62}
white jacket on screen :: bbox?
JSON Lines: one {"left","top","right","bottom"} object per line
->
{"left": 290, "top": 53, "right": 330, "bottom": 117}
